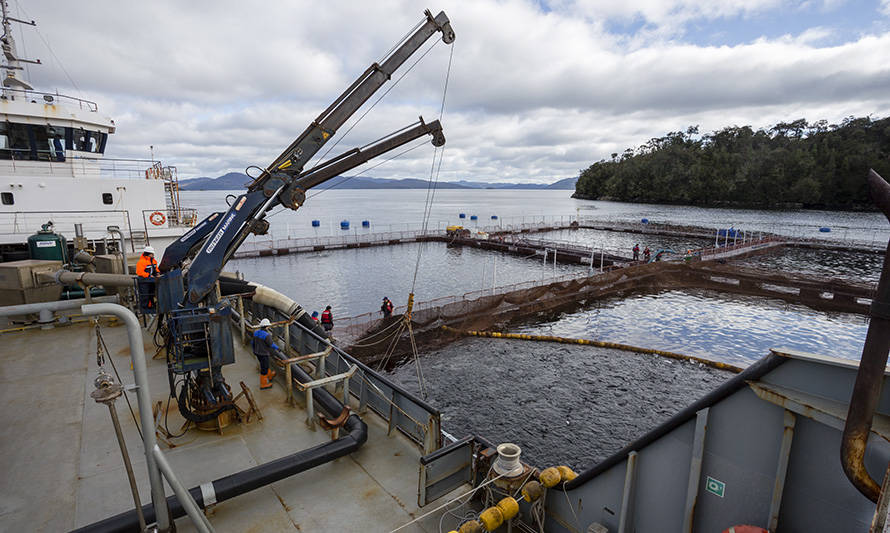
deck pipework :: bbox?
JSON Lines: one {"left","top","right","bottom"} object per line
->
{"left": 841, "top": 169, "right": 890, "bottom": 502}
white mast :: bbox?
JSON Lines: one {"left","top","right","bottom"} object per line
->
{"left": 0, "top": 0, "right": 39, "bottom": 91}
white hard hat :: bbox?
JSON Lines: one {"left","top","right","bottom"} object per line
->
{"left": 143, "top": 246, "right": 156, "bottom": 255}
{"left": 259, "top": 318, "right": 271, "bottom": 327}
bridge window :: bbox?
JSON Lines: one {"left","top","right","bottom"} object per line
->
{"left": 71, "top": 128, "right": 105, "bottom": 153}
{"left": 7, "top": 123, "right": 30, "bottom": 159}
{"left": 0, "top": 123, "right": 7, "bottom": 159}
{"left": 102, "top": 193, "right": 113, "bottom": 205}
{"left": 48, "top": 127, "right": 65, "bottom": 162}
{"left": 1, "top": 192, "right": 12, "bottom": 205}
{"left": 30, "top": 125, "right": 50, "bottom": 160}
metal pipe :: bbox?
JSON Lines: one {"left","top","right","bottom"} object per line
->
{"left": 0, "top": 294, "right": 118, "bottom": 317}
{"left": 841, "top": 169, "right": 890, "bottom": 502}
{"left": 102, "top": 394, "right": 147, "bottom": 532}
{"left": 74, "top": 366, "right": 368, "bottom": 533}
{"left": 44, "top": 270, "right": 136, "bottom": 288}
{"left": 152, "top": 445, "right": 215, "bottom": 533}
{"left": 106, "top": 226, "right": 129, "bottom": 275}
{"left": 80, "top": 303, "right": 171, "bottom": 532}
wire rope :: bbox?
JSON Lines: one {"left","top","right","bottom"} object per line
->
{"left": 308, "top": 38, "right": 440, "bottom": 172}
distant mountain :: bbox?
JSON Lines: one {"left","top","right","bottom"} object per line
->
{"left": 179, "top": 172, "right": 251, "bottom": 190}
{"left": 179, "top": 173, "right": 575, "bottom": 191}
{"left": 546, "top": 177, "right": 578, "bottom": 189}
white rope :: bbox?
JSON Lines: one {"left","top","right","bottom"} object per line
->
{"left": 389, "top": 471, "right": 506, "bottom": 533}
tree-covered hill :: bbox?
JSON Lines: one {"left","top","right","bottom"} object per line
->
{"left": 573, "top": 116, "right": 890, "bottom": 210}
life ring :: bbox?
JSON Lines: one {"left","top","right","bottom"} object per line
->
{"left": 149, "top": 211, "right": 166, "bottom": 226}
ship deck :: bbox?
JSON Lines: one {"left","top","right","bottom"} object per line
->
{"left": 0, "top": 318, "right": 461, "bottom": 532}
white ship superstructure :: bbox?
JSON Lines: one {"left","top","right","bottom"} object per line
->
{"left": 0, "top": 1, "right": 194, "bottom": 260}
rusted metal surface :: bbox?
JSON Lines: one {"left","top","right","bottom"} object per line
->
{"left": 871, "top": 462, "right": 890, "bottom": 532}
{"left": 768, "top": 410, "right": 796, "bottom": 532}
{"left": 841, "top": 169, "right": 890, "bottom": 503}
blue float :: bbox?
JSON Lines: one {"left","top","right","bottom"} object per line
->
{"left": 718, "top": 228, "right": 738, "bottom": 237}
{"left": 459, "top": 213, "right": 466, "bottom": 219}
{"left": 362, "top": 220, "right": 370, "bottom": 228}
{"left": 311, "top": 220, "right": 320, "bottom": 227}
{"left": 819, "top": 227, "right": 831, "bottom": 233}
{"left": 340, "top": 220, "right": 350, "bottom": 230}
{"left": 470, "top": 215, "right": 478, "bottom": 221}
{"left": 641, "top": 218, "right": 649, "bottom": 224}
{"left": 491, "top": 215, "right": 498, "bottom": 220}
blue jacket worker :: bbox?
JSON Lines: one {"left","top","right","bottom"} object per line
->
{"left": 252, "top": 318, "right": 279, "bottom": 389}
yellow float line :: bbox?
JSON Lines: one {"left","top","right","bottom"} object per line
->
{"left": 441, "top": 326, "right": 743, "bottom": 373}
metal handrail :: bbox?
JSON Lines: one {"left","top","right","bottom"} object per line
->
{"left": 1, "top": 86, "right": 99, "bottom": 111}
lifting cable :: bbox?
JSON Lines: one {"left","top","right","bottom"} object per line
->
{"left": 394, "top": 40, "right": 454, "bottom": 398}
{"left": 93, "top": 319, "right": 143, "bottom": 441}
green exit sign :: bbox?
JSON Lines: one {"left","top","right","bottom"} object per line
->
{"left": 705, "top": 476, "right": 725, "bottom": 498}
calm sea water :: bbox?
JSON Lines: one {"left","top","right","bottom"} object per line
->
{"left": 510, "top": 289, "right": 870, "bottom": 365}
{"left": 180, "top": 189, "right": 889, "bottom": 243}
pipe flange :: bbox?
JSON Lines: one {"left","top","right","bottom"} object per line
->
{"left": 91, "top": 375, "right": 123, "bottom": 404}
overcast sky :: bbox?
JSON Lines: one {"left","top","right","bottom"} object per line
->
{"left": 15, "top": 0, "right": 890, "bottom": 183}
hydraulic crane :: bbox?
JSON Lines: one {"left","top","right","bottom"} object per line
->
{"left": 155, "top": 10, "right": 455, "bottom": 423}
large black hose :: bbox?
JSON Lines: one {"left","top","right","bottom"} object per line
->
{"left": 71, "top": 355, "right": 367, "bottom": 533}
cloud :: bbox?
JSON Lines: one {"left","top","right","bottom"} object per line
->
{"left": 15, "top": 0, "right": 890, "bottom": 183}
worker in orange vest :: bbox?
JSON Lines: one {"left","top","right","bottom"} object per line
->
{"left": 136, "top": 246, "right": 159, "bottom": 278}
{"left": 136, "top": 246, "right": 159, "bottom": 311}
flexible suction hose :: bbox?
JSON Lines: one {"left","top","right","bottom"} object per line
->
{"left": 72, "top": 293, "right": 367, "bottom": 533}
{"left": 72, "top": 362, "right": 366, "bottom": 533}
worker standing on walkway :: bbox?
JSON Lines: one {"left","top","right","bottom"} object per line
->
{"left": 135, "top": 246, "right": 159, "bottom": 311}
{"left": 252, "top": 318, "right": 279, "bottom": 390}
{"left": 320, "top": 305, "right": 334, "bottom": 334}
{"left": 381, "top": 297, "right": 394, "bottom": 317}
{"left": 643, "top": 246, "right": 651, "bottom": 262}
{"left": 136, "top": 246, "right": 159, "bottom": 278}
{"left": 632, "top": 244, "right": 640, "bottom": 261}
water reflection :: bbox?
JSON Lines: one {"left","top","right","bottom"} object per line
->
{"left": 229, "top": 241, "right": 588, "bottom": 317}
{"left": 509, "top": 289, "right": 869, "bottom": 365}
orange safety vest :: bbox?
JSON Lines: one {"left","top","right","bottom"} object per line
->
{"left": 136, "top": 254, "right": 158, "bottom": 277}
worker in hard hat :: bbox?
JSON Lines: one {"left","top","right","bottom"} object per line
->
{"left": 252, "top": 318, "right": 279, "bottom": 390}
{"left": 135, "top": 246, "right": 159, "bottom": 312}
{"left": 136, "top": 246, "right": 158, "bottom": 278}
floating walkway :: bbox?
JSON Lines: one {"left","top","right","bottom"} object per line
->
{"left": 232, "top": 216, "right": 883, "bottom": 260}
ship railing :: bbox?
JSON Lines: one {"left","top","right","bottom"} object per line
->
{"left": 0, "top": 209, "right": 135, "bottom": 250}
{"left": 140, "top": 208, "right": 199, "bottom": 231}
{"left": 0, "top": 152, "right": 182, "bottom": 182}
{"left": 240, "top": 297, "right": 442, "bottom": 453}
{"left": 0, "top": 86, "right": 99, "bottom": 112}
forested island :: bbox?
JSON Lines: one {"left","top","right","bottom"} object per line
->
{"left": 573, "top": 116, "right": 890, "bottom": 210}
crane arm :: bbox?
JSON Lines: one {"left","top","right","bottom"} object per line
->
{"left": 255, "top": 9, "right": 454, "bottom": 211}
{"left": 158, "top": 212, "right": 223, "bottom": 272}
{"left": 185, "top": 118, "right": 446, "bottom": 303}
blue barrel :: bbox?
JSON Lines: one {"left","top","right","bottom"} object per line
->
{"left": 459, "top": 213, "right": 466, "bottom": 219}
{"left": 470, "top": 215, "right": 478, "bottom": 221}
{"left": 718, "top": 228, "right": 737, "bottom": 237}
{"left": 311, "top": 220, "right": 321, "bottom": 227}
{"left": 819, "top": 227, "right": 831, "bottom": 233}
{"left": 340, "top": 220, "right": 350, "bottom": 230}
{"left": 491, "top": 215, "right": 498, "bottom": 220}
{"left": 362, "top": 220, "right": 370, "bottom": 228}
{"left": 641, "top": 218, "right": 649, "bottom": 224}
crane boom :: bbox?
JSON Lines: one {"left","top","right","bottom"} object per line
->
{"left": 155, "top": 10, "right": 455, "bottom": 427}
{"left": 181, "top": 11, "right": 454, "bottom": 303}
